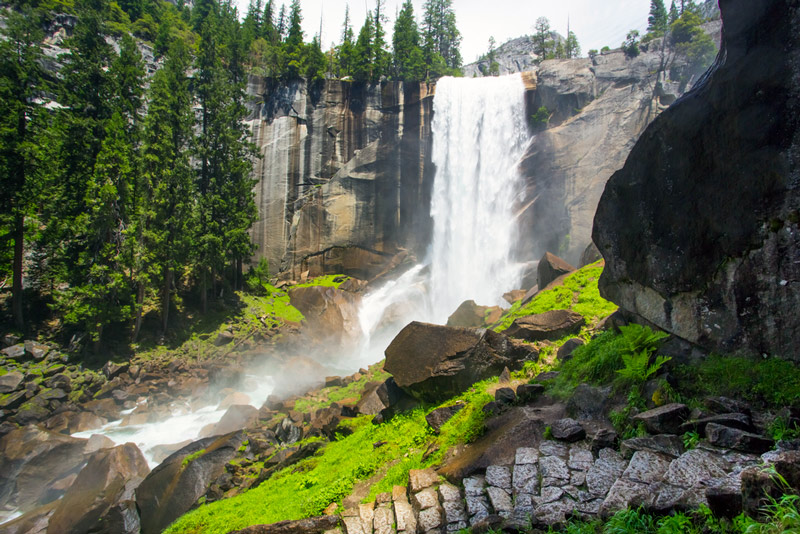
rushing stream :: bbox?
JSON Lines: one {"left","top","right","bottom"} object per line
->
{"left": 64, "top": 74, "right": 532, "bottom": 471}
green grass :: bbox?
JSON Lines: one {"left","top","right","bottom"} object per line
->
{"left": 674, "top": 354, "right": 800, "bottom": 409}
{"left": 164, "top": 377, "right": 497, "bottom": 534}
{"left": 493, "top": 262, "right": 617, "bottom": 332}
{"left": 181, "top": 449, "right": 206, "bottom": 467}
{"left": 294, "top": 365, "right": 392, "bottom": 413}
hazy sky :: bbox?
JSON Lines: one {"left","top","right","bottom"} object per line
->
{"left": 238, "top": 0, "right": 652, "bottom": 63}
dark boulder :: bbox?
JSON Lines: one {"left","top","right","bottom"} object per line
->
{"left": 556, "top": 338, "right": 585, "bottom": 362}
{"left": 592, "top": 0, "right": 800, "bottom": 362}
{"left": 682, "top": 413, "right": 755, "bottom": 436}
{"left": 619, "top": 434, "right": 684, "bottom": 459}
{"left": 504, "top": 310, "right": 585, "bottom": 342}
{"left": 47, "top": 442, "right": 150, "bottom": 534}
{"left": 288, "top": 285, "right": 362, "bottom": 345}
{"left": 550, "top": 418, "right": 585, "bottom": 442}
{"left": 516, "top": 383, "right": 545, "bottom": 403}
{"left": 631, "top": 403, "right": 689, "bottom": 435}
{"left": 384, "top": 322, "right": 536, "bottom": 402}
{"left": 566, "top": 384, "right": 611, "bottom": 421}
{"left": 537, "top": 252, "right": 575, "bottom": 289}
{"left": 705, "top": 486, "right": 742, "bottom": 519}
{"left": 494, "top": 387, "right": 516, "bottom": 405}
{"left": 741, "top": 451, "right": 800, "bottom": 517}
{"left": 704, "top": 396, "right": 752, "bottom": 416}
{"left": 579, "top": 242, "right": 602, "bottom": 268}
{"left": 102, "top": 361, "right": 129, "bottom": 380}
{"left": 136, "top": 431, "right": 245, "bottom": 534}
{"left": 705, "top": 423, "right": 773, "bottom": 453}
{"left": 425, "top": 404, "right": 464, "bottom": 433}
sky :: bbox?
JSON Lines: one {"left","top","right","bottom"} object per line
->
{"left": 237, "top": 0, "right": 652, "bottom": 63}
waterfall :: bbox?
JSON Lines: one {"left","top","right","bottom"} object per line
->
{"left": 428, "top": 74, "right": 530, "bottom": 321}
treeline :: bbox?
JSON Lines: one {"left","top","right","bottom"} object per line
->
{"left": 239, "top": 0, "right": 462, "bottom": 82}
{"left": 0, "top": 0, "right": 465, "bottom": 347}
{"left": 1, "top": 0, "right": 256, "bottom": 347}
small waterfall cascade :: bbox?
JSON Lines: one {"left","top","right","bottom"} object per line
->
{"left": 428, "top": 74, "right": 531, "bottom": 321}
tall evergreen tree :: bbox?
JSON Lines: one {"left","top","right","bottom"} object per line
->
{"left": 422, "top": 0, "right": 461, "bottom": 78}
{"left": 533, "top": 17, "right": 553, "bottom": 61}
{"left": 648, "top": 0, "right": 669, "bottom": 35}
{"left": 668, "top": 1, "right": 679, "bottom": 24}
{"left": 338, "top": 5, "right": 356, "bottom": 78}
{"left": 0, "top": 8, "right": 46, "bottom": 331}
{"left": 392, "top": 0, "right": 425, "bottom": 81}
{"left": 565, "top": 31, "right": 581, "bottom": 59}
{"left": 284, "top": 0, "right": 304, "bottom": 78}
{"left": 139, "top": 40, "right": 193, "bottom": 335}
{"left": 352, "top": 13, "right": 374, "bottom": 82}
{"left": 371, "top": 0, "right": 390, "bottom": 82}
{"left": 109, "top": 33, "right": 145, "bottom": 129}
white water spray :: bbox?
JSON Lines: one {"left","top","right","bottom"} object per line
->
{"left": 428, "top": 74, "right": 530, "bottom": 321}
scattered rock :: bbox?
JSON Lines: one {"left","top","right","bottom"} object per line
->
{"left": 494, "top": 388, "right": 516, "bottom": 405}
{"left": 24, "top": 341, "right": 49, "bottom": 360}
{"left": 632, "top": 403, "right": 689, "bottom": 435}
{"left": 591, "top": 429, "right": 619, "bottom": 454}
{"left": 705, "top": 423, "right": 774, "bottom": 454}
{"left": 102, "top": 361, "right": 129, "bottom": 380}
{"left": 1, "top": 344, "right": 25, "bottom": 359}
{"left": 704, "top": 396, "right": 751, "bottom": 417}
{"left": 447, "top": 300, "right": 500, "bottom": 328}
{"left": 425, "top": 404, "right": 464, "bottom": 433}
{"left": 214, "top": 331, "right": 235, "bottom": 346}
{"left": 514, "top": 383, "right": 543, "bottom": 404}
{"left": 537, "top": 252, "right": 575, "bottom": 289}
{"left": 504, "top": 310, "right": 585, "bottom": 342}
{"left": 579, "top": 242, "right": 602, "bottom": 268}
{"left": 550, "top": 418, "right": 586, "bottom": 442}
{"left": 567, "top": 384, "right": 611, "bottom": 421}
{"left": 684, "top": 413, "right": 755, "bottom": 436}
{"left": 556, "top": 338, "right": 585, "bottom": 362}
{"left": 409, "top": 468, "right": 439, "bottom": 492}
{"left": 0, "top": 372, "right": 24, "bottom": 394}
{"left": 485, "top": 465, "right": 512, "bottom": 490}
{"left": 620, "top": 434, "right": 684, "bottom": 459}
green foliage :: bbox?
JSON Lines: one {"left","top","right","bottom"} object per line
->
{"left": 669, "top": 10, "right": 716, "bottom": 83}
{"left": 392, "top": 0, "right": 425, "bottom": 81}
{"left": 622, "top": 30, "right": 640, "bottom": 58}
{"left": 181, "top": 448, "right": 206, "bottom": 467}
{"left": 617, "top": 353, "right": 671, "bottom": 389}
{"left": 618, "top": 324, "right": 670, "bottom": 357}
{"left": 494, "top": 262, "right": 616, "bottom": 332}
{"left": 673, "top": 354, "right": 800, "bottom": 409}
{"left": 421, "top": 0, "right": 462, "bottom": 78}
{"left": 604, "top": 507, "right": 657, "bottom": 533}
{"left": 766, "top": 416, "right": 800, "bottom": 442}
{"left": 682, "top": 430, "right": 700, "bottom": 450}
{"left": 647, "top": 0, "right": 669, "bottom": 35}
{"left": 531, "top": 106, "right": 550, "bottom": 131}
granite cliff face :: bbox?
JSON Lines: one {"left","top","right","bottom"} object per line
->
{"left": 514, "top": 42, "right": 704, "bottom": 266}
{"left": 245, "top": 79, "right": 436, "bottom": 280}
{"left": 593, "top": 0, "right": 800, "bottom": 361}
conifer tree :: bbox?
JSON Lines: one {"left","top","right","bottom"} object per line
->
{"left": 0, "top": 7, "right": 46, "bottom": 331}
{"left": 422, "top": 0, "right": 461, "bottom": 78}
{"left": 352, "top": 13, "right": 374, "bottom": 82}
{"left": 668, "top": 1, "right": 679, "bottom": 24}
{"left": 139, "top": 40, "right": 193, "bottom": 335}
{"left": 565, "top": 31, "right": 581, "bottom": 58}
{"left": 338, "top": 5, "right": 356, "bottom": 78}
{"left": 533, "top": 17, "right": 553, "bottom": 61}
{"left": 371, "top": 0, "right": 390, "bottom": 82}
{"left": 284, "top": 0, "right": 304, "bottom": 78}
{"left": 392, "top": 0, "right": 425, "bottom": 81}
{"left": 648, "top": 0, "right": 668, "bottom": 35}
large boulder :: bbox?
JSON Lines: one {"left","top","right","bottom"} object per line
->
{"left": 446, "top": 300, "right": 502, "bottom": 328}
{"left": 199, "top": 404, "right": 259, "bottom": 438}
{"left": 47, "top": 443, "right": 150, "bottom": 534}
{"left": 135, "top": 431, "right": 245, "bottom": 534}
{"left": 384, "top": 322, "right": 537, "bottom": 402}
{"left": 0, "top": 371, "right": 24, "bottom": 393}
{"left": 288, "top": 285, "right": 362, "bottom": 345}
{"left": 504, "top": 310, "right": 585, "bottom": 341}
{"left": 0, "top": 426, "right": 89, "bottom": 516}
{"left": 592, "top": 0, "right": 800, "bottom": 361}
{"left": 229, "top": 515, "right": 340, "bottom": 534}
{"left": 537, "top": 252, "right": 575, "bottom": 289}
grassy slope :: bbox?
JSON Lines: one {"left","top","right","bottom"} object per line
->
{"left": 165, "top": 264, "right": 620, "bottom": 534}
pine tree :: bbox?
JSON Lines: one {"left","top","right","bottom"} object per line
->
{"left": 110, "top": 33, "right": 145, "bottom": 129}
{"left": 533, "top": 17, "right": 553, "bottom": 61}
{"left": 305, "top": 36, "right": 327, "bottom": 81}
{"left": 352, "top": 13, "right": 374, "bottom": 82}
{"left": 371, "top": 0, "right": 390, "bottom": 82}
{"left": 284, "top": 0, "right": 304, "bottom": 79}
{"left": 338, "top": 5, "right": 356, "bottom": 78}
{"left": 422, "top": 0, "right": 461, "bottom": 78}
{"left": 0, "top": 7, "right": 46, "bottom": 331}
{"left": 648, "top": 0, "right": 668, "bottom": 35}
{"left": 139, "top": 40, "right": 193, "bottom": 335}
{"left": 565, "top": 31, "right": 581, "bottom": 59}
{"left": 392, "top": 0, "right": 425, "bottom": 81}
{"left": 484, "top": 36, "right": 499, "bottom": 76}
{"left": 668, "top": 1, "right": 679, "bottom": 24}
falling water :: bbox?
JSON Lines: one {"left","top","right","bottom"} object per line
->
{"left": 428, "top": 74, "right": 531, "bottom": 321}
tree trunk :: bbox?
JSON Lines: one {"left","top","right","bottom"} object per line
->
{"left": 161, "top": 267, "right": 172, "bottom": 334}
{"left": 12, "top": 213, "right": 24, "bottom": 331}
{"left": 132, "top": 281, "right": 144, "bottom": 341}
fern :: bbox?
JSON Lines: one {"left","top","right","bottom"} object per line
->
{"left": 619, "top": 324, "right": 669, "bottom": 356}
